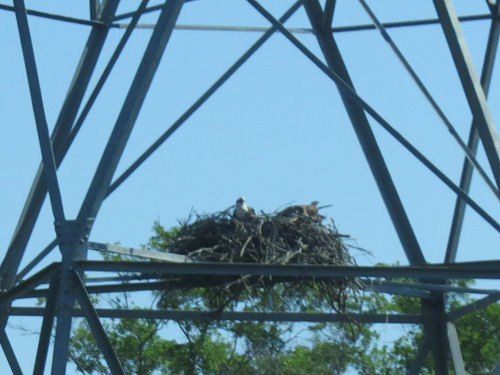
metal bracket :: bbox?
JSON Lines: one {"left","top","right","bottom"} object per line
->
{"left": 55, "top": 219, "right": 93, "bottom": 261}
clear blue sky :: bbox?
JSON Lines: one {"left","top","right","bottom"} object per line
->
{"left": 1, "top": 0, "right": 499, "bottom": 373}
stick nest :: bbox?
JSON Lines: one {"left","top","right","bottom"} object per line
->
{"left": 153, "top": 210, "right": 361, "bottom": 313}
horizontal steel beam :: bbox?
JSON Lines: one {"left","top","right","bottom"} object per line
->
{"left": 112, "top": 15, "right": 493, "bottom": 33}
{"left": 15, "top": 277, "right": 498, "bottom": 301}
{"left": 88, "top": 241, "right": 191, "bottom": 263}
{"left": 77, "top": 260, "right": 500, "bottom": 280}
{"left": 0, "top": 3, "right": 492, "bottom": 31}
{"left": 9, "top": 306, "right": 422, "bottom": 324}
{"left": 362, "top": 278, "right": 498, "bottom": 295}
{"left": 445, "top": 260, "right": 500, "bottom": 268}
{"left": 8, "top": 261, "right": 500, "bottom": 300}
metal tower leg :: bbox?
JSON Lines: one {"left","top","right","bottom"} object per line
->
{"left": 494, "top": 358, "right": 500, "bottom": 375}
{"left": 73, "top": 271, "right": 124, "bottom": 374}
{"left": 301, "top": 1, "right": 454, "bottom": 372}
{"left": 89, "top": 0, "right": 101, "bottom": 20}
{"left": 247, "top": 0, "right": 500, "bottom": 233}
{"left": 0, "top": 331, "right": 23, "bottom": 375}
{"left": 77, "top": 0, "right": 184, "bottom": 222}
{"left": 302, "top": 0, "right": 426, "bottom": 266}
{"left": 421, "top": 297, "right": 449, "bottom": 374}
{"left": 446, "top": 322, "right": 466, "bottom": 375}
{"left": 0, "top": 0, "right": 119, "bottom": 291}
{"left": 5, "top": 2, "right": 66, "bottom": 372}
{"left": 51, "top": 221, "right": 92, "bottom": 375}
{"left": 408, "top": 336, "right": 429, "bottom": 375}
{"left": 51, "top": 305, "right": 73, "bottom": 375}
{"left": 12, "top": 0, "right": 65, "bottom": 224}
{"left": 1, "top": 1, "right": 498, "bottom": 374}
{"left": 49, "top": 1, "right": 184, "bottom": 373}
{"left": 33, "top": 276, "right": 59, "bottom": 375}
{"left": 445, "top": 1, "right": 500, "bottom": 262}
{"left": 432, "top": 0, "right": 500, "bottom": 189}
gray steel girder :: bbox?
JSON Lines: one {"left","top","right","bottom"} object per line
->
{"left": 433, "top": 0, "right": 500, "bottom": 189}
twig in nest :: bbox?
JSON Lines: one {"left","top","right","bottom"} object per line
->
{"left": 239, "top": 236, "right": 252, "bottom": 258}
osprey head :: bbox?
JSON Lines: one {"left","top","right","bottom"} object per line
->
{"left": 310, "top": 201, "right": 319, "bottom": 206}
{"left": 236, "top": 197, "right": 245, "bottom": 205}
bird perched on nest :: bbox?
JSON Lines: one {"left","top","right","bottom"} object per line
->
{"left": 233, "top": 197, "right": 255, "bottom": 221}
{"left": 278, "top": 201, "right": 323, "bottom": 219}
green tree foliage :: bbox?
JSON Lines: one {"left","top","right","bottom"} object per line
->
{"left": 454, "top": 302, "right": 500, "bottom": 374}
{"left": 70, "top": 318, "right": 172, "bottom": 375}
{"left": 69, "top": 224, "right": 500, "bottom": 374}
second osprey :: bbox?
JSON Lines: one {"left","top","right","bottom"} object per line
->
{"left": 233, "top": 197, "right": 256, "bottom": 221}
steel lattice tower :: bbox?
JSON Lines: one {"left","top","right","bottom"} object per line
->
{"left": 1, "top": 0, "right": 500, "bottom": 374}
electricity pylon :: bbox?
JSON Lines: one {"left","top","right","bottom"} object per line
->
{"left": 1, "top": 1, "right": 500, "bottom": 373}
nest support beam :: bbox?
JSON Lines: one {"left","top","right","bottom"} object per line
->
{"left": 4, "top": 259, "right": 500, "bottom": 373}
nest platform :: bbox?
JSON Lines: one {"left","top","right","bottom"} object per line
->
{"left": 151, "top": 210, "right": 361, "bottom": 313}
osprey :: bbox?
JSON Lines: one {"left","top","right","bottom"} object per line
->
{"left": 233, "top": 197, "right": 255, "bottom": 221}
{"left": 279, "top": 201, "right": 320, "bottom": 218}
